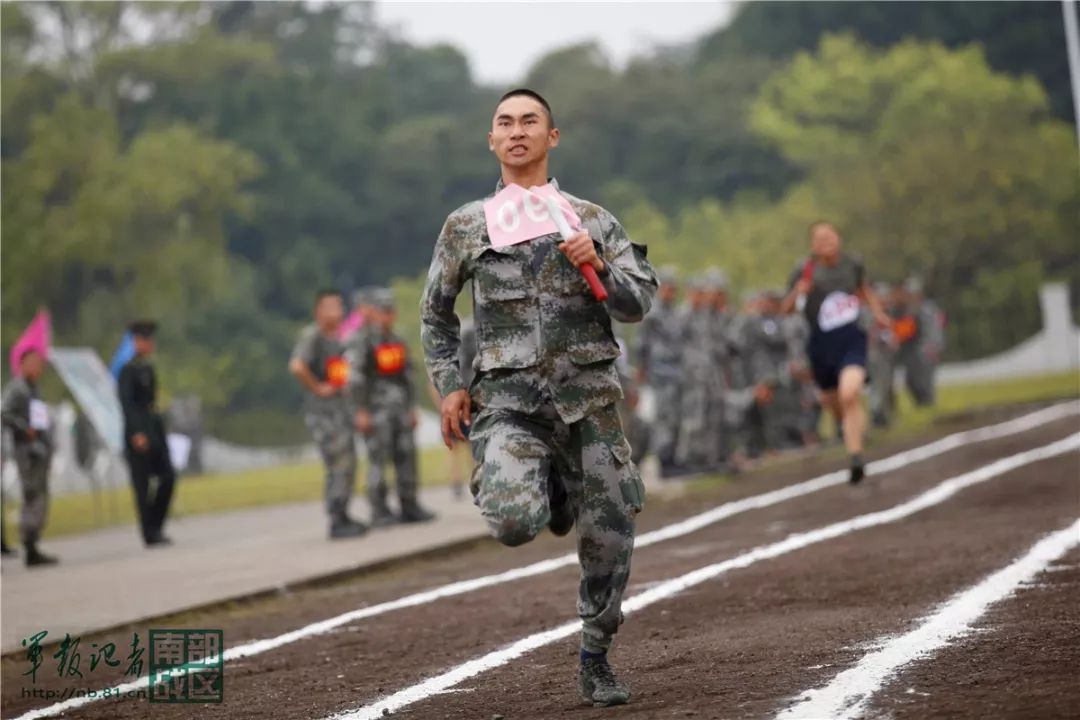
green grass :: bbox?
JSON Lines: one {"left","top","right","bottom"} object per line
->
{"left": 17, "top": 370, "right": 1079, "bottom": 540}
{"left": 34, "top": 445, "right": 468, "bottom": 540}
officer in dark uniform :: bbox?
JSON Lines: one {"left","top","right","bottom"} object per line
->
{"left": 117, "top": 321, "right": 176, "bottom": 547}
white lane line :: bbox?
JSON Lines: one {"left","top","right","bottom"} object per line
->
{"left": 327, "top": 433, "right": 1080, "bottom": 720}
{"left": 776, "top": 518, "right": 1080, "bottom": 720}
{"left": 10, "top": 403, "right": 1076, "bottom": 720}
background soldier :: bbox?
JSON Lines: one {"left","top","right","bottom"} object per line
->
{"left": 743, "top": 291, "right": 805, "bottom": 455}
{"left": 632, "top": 266, "right": 682, "bottom": 477}
{"left": 675, "top": 274, "right": 725, "bottom": 474}
{"left": 118, "top": 321, "right": 176, "bottom": 547}
{"left": 1, "top": 349, "right": 58, "bottom": 566}
{"left": 350, "top": 288, "right": 435, "bottom": 526}
{"left": 289, "top": 290, "right": 367, "bottom": 540}
{"left": 897, "top": 276, "right": 945, "bottom": 407}
{"left": 868, "top": 281, "right": 899, "bottom": 428}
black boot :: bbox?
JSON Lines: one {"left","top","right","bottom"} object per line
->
{"left": 579, "top": 654, "right": 630, "bottom": 706}
{"left": 849, "top": 454, "right": 866, "bottom": 484}
{"left": 329, "top": 513, "right": 368, "bottom": 539}
{"left": 1, "top": 539, "right": 15, "bottom": 557}
{"left": 398, "top": 499, "right": 436, "bottom": 524}
{"left": 25, "top": 543, "right": 58, "bottom": 568}
{"left": 369, "top": 501, "right": 398, "bottom": 529}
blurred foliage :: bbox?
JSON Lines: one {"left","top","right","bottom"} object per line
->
{"left": 1, "top": 1, "right": 1076, "bottom": 444}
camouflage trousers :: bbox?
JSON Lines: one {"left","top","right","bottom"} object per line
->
{"left": 469, "top": 401, "right": 644, "bottom": 654}
{"left": 649, "top": 379, "right": 681, "bottom": 469}
{"left": 753, "top": 384, "right": 804, "bottom": 454}
{"left": 363, "top": 408, "right": 418, "bottom": 509}
{"left": 676, "top": 371, "right": 726, "bottom": 471}
{"left": 14, "top": 450, "right": 50, "bottom": 545}
{"left": 304, "top": 407, "right": 356, "bottom": 519}
{"left": 869, "top": 350, "right": 897, "bottom": 425}
{"left": 900, "top": 347, "right": 936, "bottom": 407}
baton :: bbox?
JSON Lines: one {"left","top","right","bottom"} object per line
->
{"left": 542, "top": 195, "right": 608, "bottom": 302}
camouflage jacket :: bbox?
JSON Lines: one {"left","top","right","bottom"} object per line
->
{"left": 633, "top": 298, "right": 682, "bottom": 383}
{"left": 347, "top": 325, "right": 414, "bottom": 415}
{"left": 421, "top": 178, "right": 658, "bottom": 424}
{"left": 1, "top": 376, "right": 52, "bottom": 456}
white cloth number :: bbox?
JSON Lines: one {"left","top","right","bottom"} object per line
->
{"left": 818, "top": 291, "right": 860, "bottom": 332}
{"left": 29, "top": 399, "right": 50, "bottom": 430}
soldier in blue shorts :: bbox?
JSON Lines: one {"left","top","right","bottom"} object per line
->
{"left": 781, "top": 221, "right": 891, "bottom": 483}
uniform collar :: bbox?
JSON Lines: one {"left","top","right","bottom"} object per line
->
{"left": 493, "top": 176, "right": 560, "bottom": 195}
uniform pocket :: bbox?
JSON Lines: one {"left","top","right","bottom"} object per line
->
{"left": 609, "top": 438, "right": 645, "bottom": 513}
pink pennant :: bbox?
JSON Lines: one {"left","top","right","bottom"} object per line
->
{"left": 338, "top": 309, "right": 365, "bottom": 341}
{"left": 10, "top": 310, "right": 51, "bottom": 376}
{"left": 483, "top": 183, "right": 582, "bottom": 249}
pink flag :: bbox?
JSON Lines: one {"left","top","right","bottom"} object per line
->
{"left": 338, "top": 309, "right": 365, "bottom": 341}
{"left": 9, "top": 310, "right": 51, "bottom": 376}
{"left": 483, "top": 183, "right": 582, "bottom": 249}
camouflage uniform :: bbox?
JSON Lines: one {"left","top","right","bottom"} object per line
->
{"left": 674, "top": 279, "right": 726, "bottom": 473}
{"left": 1, "top": 377, "right": 52, "bottom": 546}
{"left": 632, "top": 282, "right": 682, "bottom": 474}
{"left": 347, "top": 303, "right": 421, "bottom": 514}
{"left": 421, "top": 178, "right": 657, "bottom": 654}
{"left": 743, "top": 305, "right": 805, "bottom": 453}
{"left": 897, "top": 279, "right": 944, "bottom": 407}
{"left": 868, "top": 282, "right": 898, "bottom": 427}
{"left": 292, "top": 324, "right": 356, "bottom": 521}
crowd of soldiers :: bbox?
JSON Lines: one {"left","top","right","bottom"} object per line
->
{"left": 629, "top": 266, "right": 943, "bottom": 478}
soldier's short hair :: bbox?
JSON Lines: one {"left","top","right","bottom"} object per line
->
{"left": 314, "top": 288, "right": 343, "bottom": 306}
{"left": 497, "top": 88, "right": 555, "bottom": 127}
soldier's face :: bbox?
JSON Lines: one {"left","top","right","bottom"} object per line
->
{"left": 316, "top": 296, "right": 344, "bottom": 330}
{"left": 811, "top": 226, "right": 841, "bottom": 263}
{"left": 134, "top": 336, "right": 155, "bottom": 357}
{"left": 489, "top": 96, "right": 559, "bottom": 169}
{"left": 20, "top": 352, "right": 44, "bottom": 380}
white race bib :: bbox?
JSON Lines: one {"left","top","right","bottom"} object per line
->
{"left": 29, "top": 399, "right": 50, "bottom": 431}
{"left": 818, "top": 291, "right": 860, "bottom": 332}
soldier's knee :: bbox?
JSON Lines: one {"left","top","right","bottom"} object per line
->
{"left": 489, "top": 512, "right": 547, "bottom": 547}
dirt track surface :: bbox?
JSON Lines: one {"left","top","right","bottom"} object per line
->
{"left": 3, "top": 403, "right": 1078, "bottom": 720}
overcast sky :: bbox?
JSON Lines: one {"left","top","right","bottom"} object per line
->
{"left": 373, "top": 1, "right": 737, "bottom": 86}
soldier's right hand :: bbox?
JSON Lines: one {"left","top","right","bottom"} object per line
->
{"left": 132, "top": 433, "right": 150, "bottom": 452}
{"left": 354, "top": 410, "right": 374, "bottom": 435}
{"left": 315, "top": 382, "right": 337, "bottom": 398}
{"left": 753, "top": 383, "right": 774, "bottom": 405}
{"left": 441, "top": 389, "right": 472, "bottom": 449}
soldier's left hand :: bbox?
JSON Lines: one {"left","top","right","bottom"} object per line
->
{"left": 560, "top": 231, "right": 605, "bottom": 273}
{"left": 408, "top": 410, "right": 418, "bottom": 430}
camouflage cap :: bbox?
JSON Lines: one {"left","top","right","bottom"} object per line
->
{"left": 703, "top": 267, "right": 728, "bottom": 291}
{"left": 904, "top": 276, "right": 924, "bottom": 294}
{"left": 656, "top": 265, "right": 680, "bottom": 286}
{"left": 353, "top": 286, "right": 377, "bottom": 307}
{"left": 370, "top": 287, "right": 396, "bottom": 311}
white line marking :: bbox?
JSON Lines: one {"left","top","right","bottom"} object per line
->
{"left": 328, "top": 433, "right": 1080, "bottom": 720}
{"left": 10, "top": 403, "right": 1076, "bottom": 720}
{"left": 776, "top": 518, "right": 1080, "bottom": 720}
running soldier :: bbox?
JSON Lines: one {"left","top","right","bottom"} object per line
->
{"left": 781, "top": 221, "right": 891, "bottom": 483}
{"left": 421, "top": 89, "right": 657, "bottom": 706}
{"left": 289, "top": 290, "right": 367, "bottom": 539}
{"left": 349, "top": 288, "right": 435, "bottom": 525}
